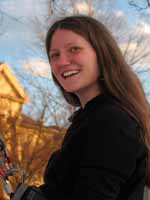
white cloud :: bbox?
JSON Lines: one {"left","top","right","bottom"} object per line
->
{"left": 120, "top": 40, "right": 150, "bottom": 68}
{"left": 119, "top": 20, "right": 150, "bottom": 53}
{"left": 134, "top": 21, "right": 150, "bottom": 35}
{"left": 76, "top": 2, "right": 92, "bottom": 13}
{"left": 120, "top": 42, "right": 137, "bottom": 52}
{"left": 145, "top": 8, "right": 150, "bottom": 15}
{"left": 0, "top": 0, "right": 39, "bottom": 18}
{"left": 23, "top": 58, "right": 51, "bottom": 78}
{"left": 140, "top": 22, "right": 150, "bottom": 34}
{"left": 115, "top": 10, "right": 124, "bottom": 18}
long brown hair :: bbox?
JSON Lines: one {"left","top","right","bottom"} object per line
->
{"left": 45, "top": 15, "right": 150, "bottom": 185}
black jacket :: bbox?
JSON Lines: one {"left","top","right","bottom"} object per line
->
{"left": 40, "top": 94, "right": 147, "bottom": 200}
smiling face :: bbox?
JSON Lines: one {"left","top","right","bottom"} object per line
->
{"left": 49, "top": 29, "right": 101, "bottom": 106}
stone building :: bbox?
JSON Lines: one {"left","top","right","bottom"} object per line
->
{"left": 0, "top": 62, "right": 28, "bottom": 118}
{"left": 0, "top": 63, "right": 65, "bottom": 199}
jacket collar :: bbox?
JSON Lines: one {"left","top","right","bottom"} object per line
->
{"left": 68, "top": 93, "right": 111, "bottom": 123}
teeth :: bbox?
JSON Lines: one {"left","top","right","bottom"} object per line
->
{"left": 62, "top": 70, "right": 80, "bottom": 78}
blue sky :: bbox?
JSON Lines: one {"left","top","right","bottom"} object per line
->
{"left": 0, "top": 0, "right": 149, "bottom": 71}
{"left": 0, "top": 0, "right": 150, "bottom": 121}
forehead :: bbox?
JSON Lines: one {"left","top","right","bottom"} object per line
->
{"left": 50, "top": 29, "right": 89, "bottom": 50}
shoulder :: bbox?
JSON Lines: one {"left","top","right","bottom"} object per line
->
{"left": 82, "top": 102, "right": 146, "bottom": 178}
{"left": 90, "top": 99, "right": 138, "bottom": 132}
{"left": 77, "top": 96, "right": 147, "bottom": 182}
{"left": 87, "top": 104, "right": 138, "bottom": 144}
{"left": 85, "top": 99, "right": 144, "bottom": 158}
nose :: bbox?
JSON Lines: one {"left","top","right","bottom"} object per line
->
{"left": 57, "top": 52, "right": 71, "bottom": 66}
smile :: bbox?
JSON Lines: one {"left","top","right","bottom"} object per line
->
{"left": 62, "top": 70, "right": 80, "bottom": 78}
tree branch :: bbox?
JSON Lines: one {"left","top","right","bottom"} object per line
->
{"left": 128, "top": 0, "right": 150, "bottom": 10}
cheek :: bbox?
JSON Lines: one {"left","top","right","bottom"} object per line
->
{"left": 50, "top": 62, "right": 57, "bottom": 74}
{"left": 51, "top": 65, "right": 62, "bottom": 83}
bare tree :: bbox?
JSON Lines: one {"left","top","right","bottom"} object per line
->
{"left": 0, "top": 110, "right": 66, "bottom": 199}
{"left": 27, "top": 0, "right": 150, "bottom": 91}
{"left": 5, "top": 0, "right": 148, "bottom": 126}
{"left": 128, "top": 0, "right": 150, "bottom": 10}
{"left": 29, "top": 0, "right": 150, "bottom": 68}
{"left": 1, "top": 0, "right": 149, "bottom": 120}
{"left": 15, "top": 66, "right": 74, "bottom": 128}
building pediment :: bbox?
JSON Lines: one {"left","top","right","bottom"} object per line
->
{"left": 0, "top": 63, "right": 28, "bottom": 103}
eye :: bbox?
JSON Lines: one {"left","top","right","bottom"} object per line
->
{"left": 50, "top": 52, "right": 60, "bottom": 61}
{"left": 70, "top": 46, "right": 81, "bottom": 53}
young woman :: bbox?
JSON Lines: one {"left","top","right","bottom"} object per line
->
{"left": 40, "top": 15, "right": 150, "bottom": 200}
{"left": 12, "top": 15, "right": 150, "bottom": 200}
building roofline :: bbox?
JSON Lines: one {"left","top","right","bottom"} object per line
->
{"left": 0, "top": 63, "right": 29, "bottom": 103}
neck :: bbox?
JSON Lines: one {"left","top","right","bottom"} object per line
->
{"left": 76, "top": 86, "right": 102, "bottom": 108}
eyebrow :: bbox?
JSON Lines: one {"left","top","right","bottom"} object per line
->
{"left": 50, "top": 42, "right": 77, "bottom": 52}
{"left": 49, "top": 49, "right": 58, "bottom": 53}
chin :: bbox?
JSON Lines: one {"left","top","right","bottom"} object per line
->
{"left": 65, "top": 88, "right": 79, "bottom": 93}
